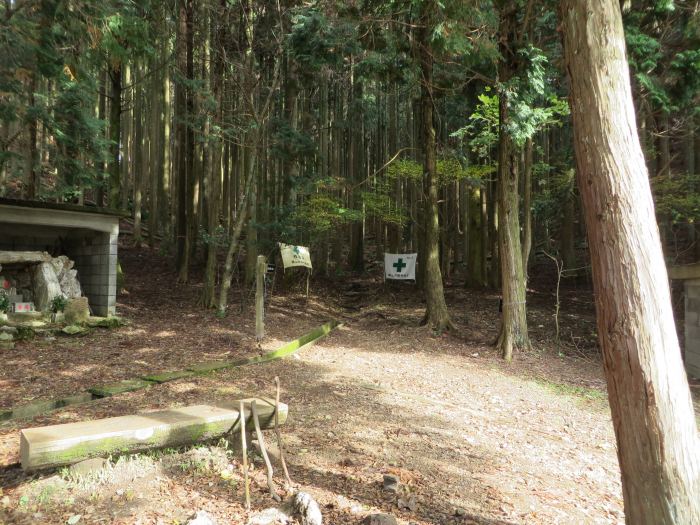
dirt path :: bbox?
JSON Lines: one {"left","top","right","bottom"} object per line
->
{"left": 0, "top": 244, "right": 676, "bottom": 524}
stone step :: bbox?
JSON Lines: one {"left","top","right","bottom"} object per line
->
{"left": 20, "top": 397, "right": 287, "bottom": 470}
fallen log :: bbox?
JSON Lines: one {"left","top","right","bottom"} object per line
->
{"left": 20, "top": 397, "right": 287, "bottom": 471}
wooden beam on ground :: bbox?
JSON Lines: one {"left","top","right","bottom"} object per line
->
{"left": 20, "top": 397, "right": 287, "bottom": 471}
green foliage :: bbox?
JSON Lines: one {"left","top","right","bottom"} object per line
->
{"left": 51, "top": 295, "right": 68, "bottom": 313}
{"left": 451, "top": 90, "right": 499, "bottom": 160}
{"left": 532, "top": 166, "right": 575, "bottom": 232}
{"left": 361, "top": 191, "right": 406, "bottom": 226}
{"left": 288, "top": 9, "right": 357, "bottom": 73}
{"left": 502, "top": 46, "right": 570, "bottom": 147}
{"left": 271, "top": 119, "right": 316, "bottom": 162}
{"left": 386, "top": 159, "right": 422, "bottom": 181}
{"left": 652, "top": 173, "right": 700, "bottom": 224}
{"left": 0, "top": 292, "right": 9, "bottom": 313}
{"left": 199, "top": 225, "right": 228, "bottom": 249}
{"left": 293, "top": 194, "right": 362, "bottom": 235}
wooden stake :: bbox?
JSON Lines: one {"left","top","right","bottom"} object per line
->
{"left": 240, "top": 400, "right": 250, "bottom": 510}
{"left": 274, "top": 376, "right": 292, "bottom": 486}
{"left": 251, "top": 400, "right": 278, "bottom": 500}
{"left": 256, "top": 255, "right": 266, "bottom": 341}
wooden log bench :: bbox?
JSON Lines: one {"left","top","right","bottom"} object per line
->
{"left": 20, "top": 397, "right": 287, "bottom": 471}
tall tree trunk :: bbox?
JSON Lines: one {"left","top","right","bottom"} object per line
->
{"left": 182, "top": 0, "right": 195, "bottom": 280}
{"left": 108, "top": 64, "right": 122, "bottom": 209}
{"left": 25, "top": 74, "right": 38, "bottom": 199}
{"left": 418, "top": 1, "right": 452, "bottom": 331}
{"left": 560, "top": 2, "right": 700, "bottom": 522}
{"left": 216, "top": 133, "right": 259, "bottom": 315}
{"left": 521, "top": 137, "right": 533, "bottom": 277}
{"left": 175, "top": 0, "right": 188, "bottom": 279}
{"left": 349, "top": 66, "right": 365, "bottom": 272}
{"left": 496, "top": 0, "right": 529, "bottom": 360}
{"left": 203, "top": 1, "right": 225, "bottom": 308}
{"left": 133, "top": 63, "right": 144, "bottom": 243}
{"left": 148, "top": 54, "right": 161, "bottom": 247}
{"left": 560, "top": 173, "right": 576, "bottom": 269}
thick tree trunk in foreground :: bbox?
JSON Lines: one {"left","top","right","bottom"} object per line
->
{"left": 496, "top": 0, "right": 528, "bottom": 360}
{"left": 561, "top": 2, "right": 700, "bottom": 523}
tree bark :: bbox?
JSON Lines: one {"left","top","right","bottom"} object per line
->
{"left": 108, "top": 64, "right": 122, "bottom": 209}
{"left": 560, "top": 2, "right": 700, "bottom": 522}
{"left": 521, "top": 137, "right": 533, "bottom": 278}
{"left": 417, "top": 0, "right": 452, "bottom": 332}
{"left": 175, "top": 0, "right": 190, "bottom": 281}
{"left": 496, "top": 0, "right": 529, "bottom": 360}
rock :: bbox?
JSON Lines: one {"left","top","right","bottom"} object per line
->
{"left": 0, "top": 341, "right": 14, "bottom": 350}
{"left": 59, "top": 268, "right": 82, "bottom": 299}
{"left": 85, "top": 316, "right": 123, "bottom": 328}
{"left": 0, "top": 332, "right": 13, "bottom": 342}
{"left": 397, "top": 494, "right": 417, "bottom": 512}
{"left": 454, "top": 508, "right": 466, "bottom": 517}
{"left": 64, "top": 297, "right": 89, "bottom": 324}
{"left": 291, "top": 492, "right": 322, "bottom": 525}
{"left": 32, "top": 262, "right": 63, "bottom": 311}
{"left": 0, "top": 326, "right": 17, "bottom": 334}
{"left": 382, "top": 474, "right": 399, "bottom": 493}
{"left": 362, "top": 514, "right": 397, "bottom": 525}
{"left": 187, "top": 510, "right": 217, "bottom": 525}
{"left": 62, "top": 324, "right": 88, "bottom": 336}
{"left": 246, "top": 508, "right": 290, "bottom": 525}
{"left": 68, "top": 458, "right": 108, "bottom": 477}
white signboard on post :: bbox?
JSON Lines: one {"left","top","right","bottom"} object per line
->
{"left": 279, "top": 243, "right": 313, "bottom": 270}
{"left": 384, "top": 253, "right": 417, "bottom": 280}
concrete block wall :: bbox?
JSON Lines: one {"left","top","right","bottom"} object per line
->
{"left": 66, "top": 233, "right": 118, "bottom": 317}
{"left": 684, "top": 280, "right": 700, "bottom": 378}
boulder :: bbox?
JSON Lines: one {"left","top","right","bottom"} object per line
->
{"left": 62, "top": 324, "right": 88, "bottom": 336}
{"left": 64, "top": 297, "right": 89, "bottom": 324}
{"left": 291, "top": 492, "right": 322, "bottom": 525}
{"left": 382, "top": 474, "right": 399, "bottom": 493}
{"left": 59, "top": 269, "right": 82, "bottom": 299}
{"left": 362, "top": 515, "right": 397, "bottom": 525}
{"left": 32, "top": 262, "right": 63, "bottom": 311}
{"left": 187, "top": 510, "right": 217, "bottom": 525}
{"left": 247, "top": 508, "right": 290, "bottom": 525}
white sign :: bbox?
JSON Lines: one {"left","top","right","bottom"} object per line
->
{"left": 279, "top": 243, "right": 312, "bottom": 270}
{"left": 384, "top": 253, "right": 417, "bottom": 280}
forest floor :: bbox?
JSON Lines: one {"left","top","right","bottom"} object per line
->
{"left": 1, "top": 235, "right": 698, "bottom": 525}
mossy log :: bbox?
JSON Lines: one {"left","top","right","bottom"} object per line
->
{"left": 20, "top": 397, "right": 287, "bottom": 471}
{"left": 88, "top": 379, "right": 154, "bottom": 397}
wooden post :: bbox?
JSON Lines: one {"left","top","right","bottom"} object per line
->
{"left": 305, "top": 269, "right": 311, "bottom": 301}
{"left": 256, "top": 255, "right": 266, "bottom": 341}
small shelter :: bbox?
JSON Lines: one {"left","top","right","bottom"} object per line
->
{"left": 0, "top": 198, "right": 121, "bottom": 317}
{"left": 668, "top": 263, "right": 700, "bottom": 379}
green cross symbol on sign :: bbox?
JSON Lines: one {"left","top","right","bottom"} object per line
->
{"left": 293, "top": 246, "right": 301, "bottom": 255}
{"left": 393, "top": 258, "right": 407, "bottom": 272}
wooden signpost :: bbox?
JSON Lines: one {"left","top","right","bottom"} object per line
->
{"left": 256, "top": 255, "right": 265, "bottom": 341}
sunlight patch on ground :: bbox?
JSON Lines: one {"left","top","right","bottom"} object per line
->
{"left": 135, "top": 347, "right": 159, "bottom": 354}
{"left": 121, "top": 328, "right": 147, "bottom": 336}
{"left": 169, "top": 382, "right": 198, "bottom": 393}
{"left": 154, "top": 330, "right": 176, "bottom": 337}
{"left": 58, "top": 365, "right": 98, "bottom": 377}
{"left": 208, "top": 327, "right": 241, "bottom": 336}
